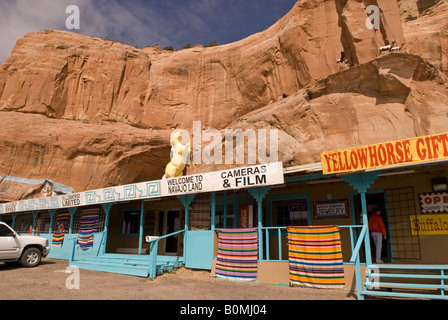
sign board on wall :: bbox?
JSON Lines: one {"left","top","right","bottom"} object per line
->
{"left": 420, "top": 192, "right": 448, "bottom": 213}
{"left": 161, "top": 162, "right": 284, "bottom": 197}
{"left": 314, "top": 200, "right": 349, "bottom": 219}
{"left": 0, "top": 162, "right": 284, "bottom": 214}
{"left": 410, "top": 214, "right": 448, "bottom": 235}
{"left": 321, "top": 132, "right": 448, "bottom": 175}
{"left": 239, "top": 205, "right": 254, "bottom": 228}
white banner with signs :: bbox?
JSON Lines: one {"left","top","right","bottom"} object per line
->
{"left": 0, "top": 162, "right": 284, "bottom": 214}
{"left": 161, "top": 162, "right": 284, "bottom": 196}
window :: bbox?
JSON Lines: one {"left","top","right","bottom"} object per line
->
{"left": 387, "top": 187, "right": 421, "bottom": 260}
{"left": 189, "top": 194, "right": 211, "bottom": 230}
{"left": 39, "top": 214, "right": 52, "bottom": 234}
{"left": 215, "top": 204, "right": 236, "bottom": 228}
{"left": 1, "top": 215, "right": 13, "bottom": 228}
{"left": 16, "top": 216, "right": 32, "bottom": 233}
{"left": 97, "top": 207, "right": 107, "bottom": 232}
{"left": 71, "top": 209, "right": 81, "bottom": 233}
{"left": 0, "top": 224, "right": 14, "bottom": 237}
{"left": 121, "top": 209, "right": 141, "bottom": 235}
{"left": 271, "top": 197, "right": 309, "bottom": 227}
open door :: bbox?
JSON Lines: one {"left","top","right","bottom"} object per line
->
{"left": 165, "top": 210, "right": 181, "bottom": 255}
{"left": 353, "top": 192, "right": 390, "bottom": 263}
{"left": 157, "top": 210, "right": 181, "bottom": 255}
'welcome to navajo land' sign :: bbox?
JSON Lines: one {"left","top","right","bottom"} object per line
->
{"left": 321, "top": 132, "right": 448, "bottom": 175}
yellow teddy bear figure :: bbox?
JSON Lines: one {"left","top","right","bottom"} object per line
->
{"left": 165, "top": 130, "right": 191, "bottom": 178}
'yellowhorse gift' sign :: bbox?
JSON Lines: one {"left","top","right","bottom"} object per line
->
{"left": 321, "top": 132, "right": 448, "bottom": 175}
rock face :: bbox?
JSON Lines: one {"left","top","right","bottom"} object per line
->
{"left": 0, "top": 112, "right": 171, "bottom": 195}
{"left": 193, "top": 52, "right": 448, "bottom": 174}
{"left": 0, "top": 0, "right": 406, "bottom": 131}
{"left": 0, "top": 0, "right": 447, "bottom": 200}
{"left": 403, "top": 0, "right": 448, "bottom": 76}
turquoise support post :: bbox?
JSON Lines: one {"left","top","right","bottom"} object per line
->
{"left": 68, "top": 207, "right": 77, "bottom": 234}
{"left": 342, "top": 172, "right": 379, "bottom": 270}
{"left": 149, "top": 239, "right": 159, "bottom": 279}
{"left": 138, "top": 199, "right": 145, "bottom": 255}
{"left": 11, "top": 213, "right": 17, "bottom": 229}
{"left": 359, "top": 192, "right": 372, "bottom": 266}
{"left": 32, "top": 211, "right": 39, "bottom": 235}
{"left": 178, "top": 194, "right": 197, "bottom": 260}
{"left": 247, "top": 186, "right": 271, "bottom": 261}
{"left": 211, "top": 192, "right": 216, "bottom": 231}
{"left": 101, "top": 203, "right": 113, "bottom": 255}
{"left": 49, "top": 209, "right": 57, "bottom": 235}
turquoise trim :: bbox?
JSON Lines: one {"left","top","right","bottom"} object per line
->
{"left": 100, "top": 203, "right": 113, "bottom": 255}
{"left": 49, "top": 209, "right": 56, "bottom": 234}
{"left": 342, "top": 172, "right": 380, "bottom": 267}
{"left": 11, "top": 213, "right": 17, "bottom": 228}
{"left": 68, "top": 207, "right": 77, "bottom": 234}
{"left": 343, "top": 171, "right": 380, "bottom": 193}
{"left": 362, "top": 264, "right": 448, "bottom": 300}
{"left": 178, "top": 193, "right": 197, "bottom": 263}
{"left": 138, "top": 199, "right": 145, "bottom": 255}
{"left": 246, "top": 186, "right": 271, "bottom": 260}
{"left": 211, "top": 192, "right": 216, "bottom": 231}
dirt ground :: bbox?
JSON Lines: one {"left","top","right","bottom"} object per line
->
{"left": 0, "top": 259, "right": 356, "bottom": 301}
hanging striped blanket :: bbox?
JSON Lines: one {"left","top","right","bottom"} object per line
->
{"left": 287, "top": 226, "right": 345, "bottom": 289}
{"left": 215, "top": 228, "right": 258, "bottom": 282}
{"left": 52, "top": 211, "right": 70, "bottom": 247}
{"left": 77, "top": 206, "right": 100, "bottom": 250}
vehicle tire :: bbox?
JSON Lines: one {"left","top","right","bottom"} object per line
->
{"left": 20, "top": 247, "right": 42, "bottom": 267}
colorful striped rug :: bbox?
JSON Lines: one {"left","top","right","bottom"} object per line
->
{"left": 215, "top": 228, "right": 258, "bottom": 282}
{"left": 287, "top": 226, "right": 345, "bottom": 289}
{"left": 52, "top": 211, "right": 70, "bottom": 247}
{"left": 77, "top": 206, "right": 100, "bottom": 250}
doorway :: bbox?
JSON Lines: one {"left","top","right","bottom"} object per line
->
{"left": 158, "top": 210, "right": 181, "bottom": 255}
{"left": 352, "top": 191, "right": 391, "bottom": 263}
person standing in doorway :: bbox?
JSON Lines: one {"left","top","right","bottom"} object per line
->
{"left": 369, "top": 208, "right": 387, "bottom": 263}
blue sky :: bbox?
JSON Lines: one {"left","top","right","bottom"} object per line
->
{"left": 0, "top": 0, "right": 297, "bottom": 63}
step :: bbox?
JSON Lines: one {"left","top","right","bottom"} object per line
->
{"left": 90, "top": 256, "right": 182, "bottom": 269}
{"left": 362, "top": 290, "right": 448, "bottom": 300}
{"left": 71, "top": 256, "right": 181, "bottom": 278}
{"left": 362, "top": 264, "right": 448, "bottom": 300}
{"left": 71, "top": 260, "right": 149, "bottom": 277}
{"left": 91, "top": 256, "right": 151, "bottom": 267}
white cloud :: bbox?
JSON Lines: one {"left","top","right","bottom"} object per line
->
{"left": 0, "top": 0, "right": 297, "bottom": 64}
{"left": 0, "top": 0, "right": 173, "bottom": 63}
{"left": 0, "top": 0, "right": 69, "bottom": 63}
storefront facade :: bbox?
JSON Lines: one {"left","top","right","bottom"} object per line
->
{"left": 2, "top": 133, "right": 448, "bottom": 298}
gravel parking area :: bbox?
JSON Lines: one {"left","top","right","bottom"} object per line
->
{"left": 0, "top": 259, "right": 356, "bottom": 301}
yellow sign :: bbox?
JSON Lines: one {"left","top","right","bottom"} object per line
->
{"left": 321, "top": 132, "right": 448, "bottom": 175}
{"left": 410, "top": 214, "right": 448, "bottom": 235}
